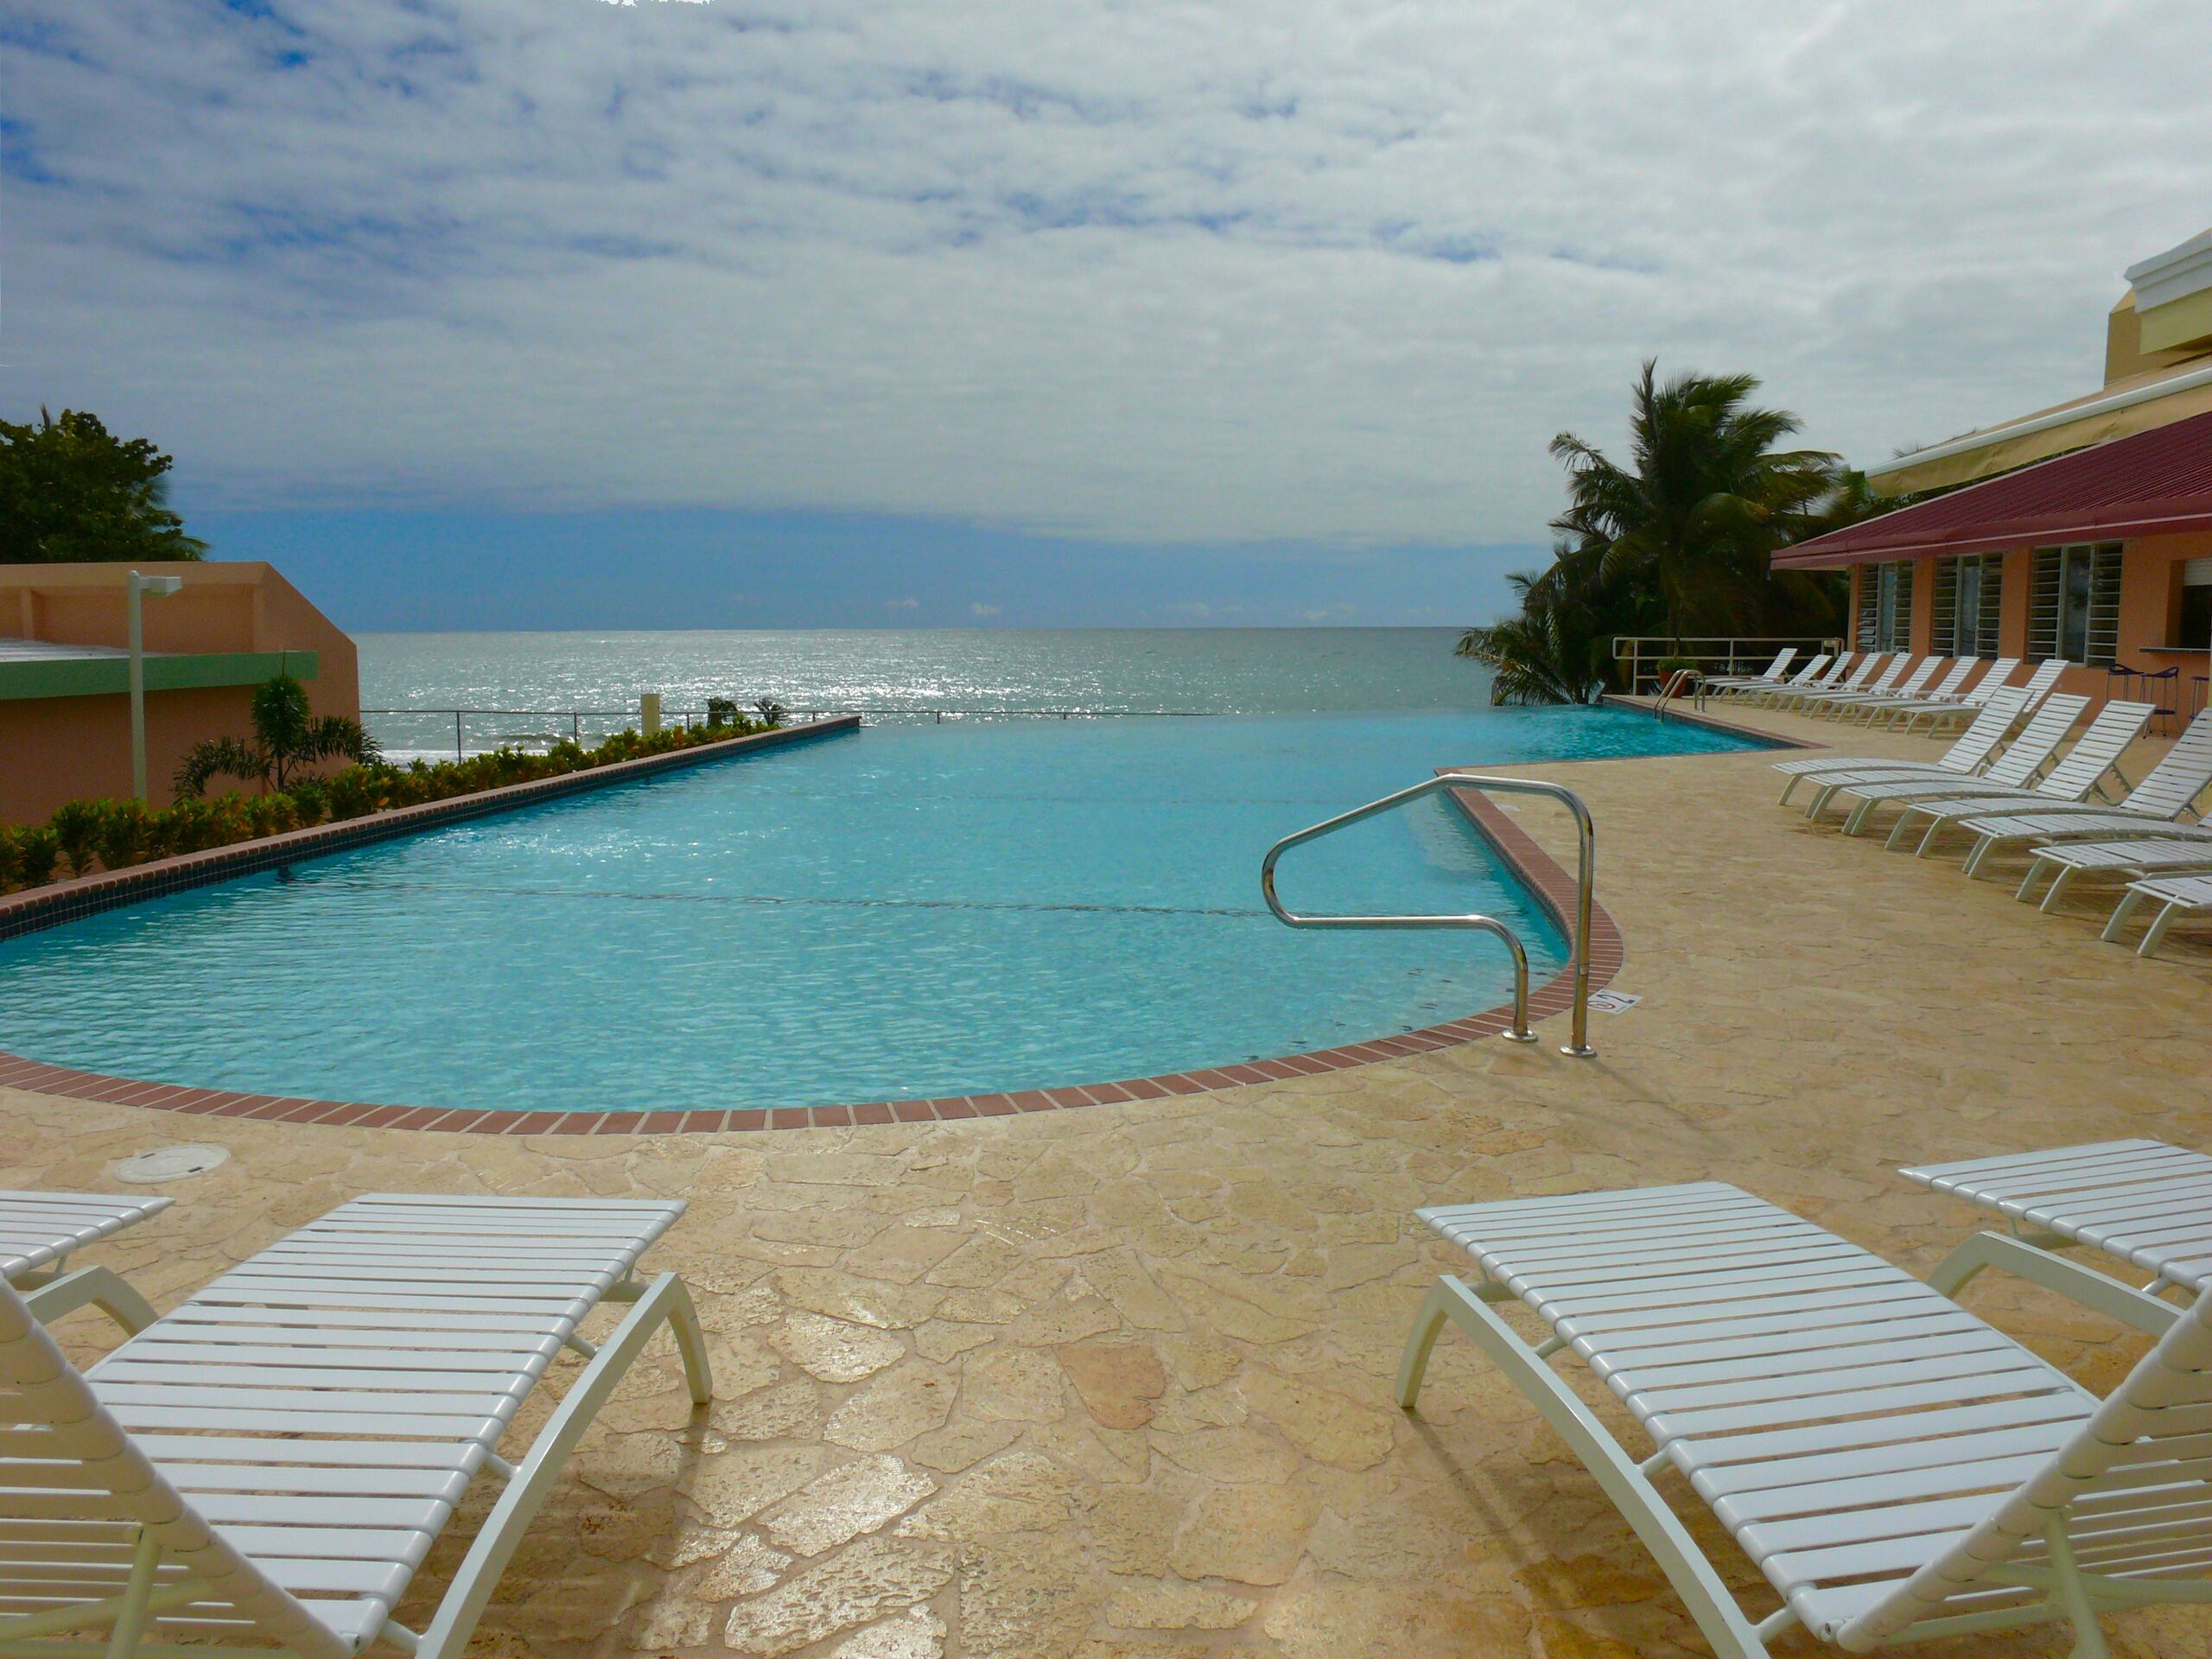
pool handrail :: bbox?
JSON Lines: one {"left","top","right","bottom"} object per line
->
{"left": 1259, "top": 774, "right": 1598, "bottom": 1058}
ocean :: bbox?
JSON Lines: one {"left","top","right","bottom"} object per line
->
{"left": 355, "top": 626, "right": 1493, "bottom": 755}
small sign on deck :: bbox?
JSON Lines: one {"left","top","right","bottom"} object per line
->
{"left": 1586, "top": 990, "right": 1641, "bottom": 1014}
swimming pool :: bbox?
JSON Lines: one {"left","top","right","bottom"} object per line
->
{"left": 0, "top": 708, "right": 1759, "bottom": 1115}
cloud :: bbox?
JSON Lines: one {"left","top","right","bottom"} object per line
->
{"left": 969, "top": 602, "right": 1001, "bottom": 616}
{"left": 883, "top": 596, "right": 919, "bottom": 610}
{"left": 1303, "top": 604, "right": 1354, "bottom": 622}
{"left": 9, "top": 0, "right": 2210, "bottom": 555}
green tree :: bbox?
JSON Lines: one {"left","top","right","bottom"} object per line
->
{"left": 1456, "top": 546, "right": 1643, "bottom": 706}
{"left": 0, "top": 409, "right": 207, "bottom": 564}
{"left": 1548, "top": 362, "right": 1840, "bottom": 651}
{"left": 175, "top": 670, "right": 380, "bottom": 797}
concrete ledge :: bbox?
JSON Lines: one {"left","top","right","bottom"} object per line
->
{"left": 0, "top": 715, "right": 859, "bottom": 943}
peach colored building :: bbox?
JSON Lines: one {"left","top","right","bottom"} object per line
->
{"left": 1777, "top": 229, "right": 2212, "bottom": 712}
{"left": 0, "top": 563, "right": 359, "bottom": 823}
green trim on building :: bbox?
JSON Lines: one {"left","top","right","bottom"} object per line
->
{"left": 0, "top": 651, "right": 319, "bottom": 703}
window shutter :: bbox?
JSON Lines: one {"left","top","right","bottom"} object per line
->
{"left": 1856, "top": 566, "right": 1878, "bottom": 649}
{"left": 1930, "top": 559, "right": 1959, "bottom": 654}
{"left": 1892, "top": 562, "right": 1914, "bottom": 652}
{"left": 2030, "top": 549, "right": 2062, "bottom": 658}
{"left": 2087, "top": 543, "right": 2122, "bottom": 667}
{"left": 1977, "top": 553, "right": 2005, "bottom": 652}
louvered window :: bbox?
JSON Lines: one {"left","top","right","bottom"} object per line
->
{"left": 1857, "top": 561, "right": 1915, "bottom": 652}
{"left": 2029, "top": 543, "right": 2122, "bottom": 665}
{"left": 1930, "top": 554, "right": 2004, "bottom": 656}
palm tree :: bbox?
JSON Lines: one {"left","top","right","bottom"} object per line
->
{"left": 175, "top": 669, "right": 381, "bottom": 797}
{"left": 1549, "top": 362, "right": 1840, "bottom": 652}
{"left": 1457, "top": 552, "right": 1624, "bottom": 706}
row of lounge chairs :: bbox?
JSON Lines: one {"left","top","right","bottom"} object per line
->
{"left": 1708, "top": 649, "right": 2056, "bottom": 735}
{"left": 1768, "top": 664, "right": 2212, "bottom": 957}
{"left": 1402, "top": 1137, "right": 2212, "bottom": 1657}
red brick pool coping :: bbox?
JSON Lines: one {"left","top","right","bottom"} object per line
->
{"left": 0, "top": 776, "right": 1623, "bottom": 1133}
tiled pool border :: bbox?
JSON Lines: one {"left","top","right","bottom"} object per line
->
{"left": 0, "top": 766, "right": 1627, "bottom": 1132}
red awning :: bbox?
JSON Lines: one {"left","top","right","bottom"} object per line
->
{"left": 1774, "top": 408, "right": 2212, "bottom": 568}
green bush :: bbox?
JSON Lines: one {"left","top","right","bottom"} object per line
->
{"left": 243, "top": 794, "right": 298, "bottom": 839}
{"left": 48, "top": 800, "right": 105, "bottom": 879}
{"left": 287, "top": 779, "right": 328, "bottom": 826}
{"left": 93, "top": 800, "right": 149, "bottom": 872}
{"left": 0, "top": 826, "right": 17, "bottom": 891}
{"left": 14, "top": 827, "right": 60, "bottom": 887}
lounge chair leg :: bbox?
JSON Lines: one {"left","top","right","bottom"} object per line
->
{"left": 1926, "top": 1232, "right": 2177, "bottom": 1337}
{"left": 1884, "top": 810, "right": 1919, "bottom": 850}
{"left": 2101, "top": 889, "right": 2145, "bottom": 943}
{"left": 2136, "top": 900, "right": 2183, "bottom": 958}
{"left": 1395, "top": 1280, "right": 1457, "bottom": 1410}
{"left": 1961, "top": 834, "right": 1996, "bottom": 877}
{"left": 2046, "top": 1523, "right": 2113, "bottom": 1659}
{"left": 410, "top": 1272, "right": 713, "bottom": 1659}
{"left": 22, "top": 1265, "right": 159, "bottom": 1338}
{"left": 1404, "top": 1275, "right": 1772, "bottom": 1659}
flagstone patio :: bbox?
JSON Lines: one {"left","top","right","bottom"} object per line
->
{"left": 7, "top": 702, "right": 2209, "bottom": 1658}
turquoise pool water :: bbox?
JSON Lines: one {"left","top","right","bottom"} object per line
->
{"left": 0, "top": 709, "right": 1758, "bottom": 1113}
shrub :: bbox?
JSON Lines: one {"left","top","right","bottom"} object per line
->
{"left": 48, "top": 800, "right": 104, "bottom": 879}
{"left": 288, "top": 779, "right": 328, "bottom": 826}
{"left": 14, "top": 827, "right": 60, "bottom": 887}
{"left": 94, "top": 800, "right": 149, "bottom": 873}
{"left": 0, "top": 826, "right": 17, "bottom": 891}
{"left": 322, "top": 770, "right": 377, "bottom": 821}
{"left": 243, "top": 794, "right": 298, "bottom": 839}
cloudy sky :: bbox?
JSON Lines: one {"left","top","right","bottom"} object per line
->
{"left": 5, "top": 0, "right": 2209, "bottom": 628}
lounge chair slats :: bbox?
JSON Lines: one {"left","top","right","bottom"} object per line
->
{"left": 1405, "top": 1179, "right": 2212, "bottom": 1654}
{"left": 0, "top": 1194, "right": 711, "bottom": 1659}
{"left": 0, "top": 1192, "right": 171, "bottom": 1281}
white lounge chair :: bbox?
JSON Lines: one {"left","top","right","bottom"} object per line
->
{"left": 2016, "top": 834, "right": 2212, "bottom": 912}
{"left": 1938, "top": 705, "right": 2212, "bottom": 873}
{"left": 1813, "top": 656, "right": 1942, "bottom": 720}
{"left": 1704, "top": 648, "right": 1799, "bottom": 698}
{"left": 1887, "top": 657, "right": 2023, "bottom": 735}
{"left": 1401, "top": 1181, "right": 2212, "bottom": 1658}
{"left": 1783, "top": 654, "right": 1904, "bottom": 716}
{"left": 2102, "top": 871, "right": 2212, "bottom": 957}
{"left": 0, "top": 1194, "right": 710, "bottom": 1659}
{"left": 1899, "top": 1139, "right": 2209, "bottom": 1331}
{"left": 1854, "top": 657, "right": 1978, "bottom": 727}
{"left": 1876, "top": 699, "right": 2152, "bottom": 854}
{"left": 1752, "top": 654, "right": 1840, "bottom": 709}
{"left": 1771, "top": 688, "right": 2028, "bottom": 806}
{"left": 1806, "top": 694, "right": 2091, "bottom": 835}
{"left": 1764, "top": 652, "right": 1876, "bottom": 709}
{"left": 1, "top": 1190, "right": 171, "bottom": 1335}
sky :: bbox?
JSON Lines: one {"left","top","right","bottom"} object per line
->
{"left": 5, "top": 0, "right": 2211, "bottom": 631}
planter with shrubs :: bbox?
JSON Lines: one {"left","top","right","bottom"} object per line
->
{"left": 0, "top": 713, "right": 785, "bottom": 895}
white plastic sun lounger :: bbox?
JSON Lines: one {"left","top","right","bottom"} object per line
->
{"left": 1705, "top": 648, "right": 1798, "bottom": 697}
{"left": 1815, "top": 656, "right": 1942, "bottom": 720}
{"left": 1938, "top": 705, "right": 2212, "bottom": 873}
{"left": 1855, "top": 658, "right": 1978, "bottom": 728}
{"left": 1770, "top": 688, "right": 2029, "bottom": 806}
{"left": 1767, "top": 652, "right": 1876, "bottom": 708}
{"left": 1872, "top": 699, "right": 2150, "bottom": 853}
{"left": 2102, "top": 871, "right": 2212, "bottom": 956}
{"left": 1805, "top": 694, "right": 2090, "bottom": 834}
{"left": 1752, "top": 654, "right": 1840, "bottom": 709}
{"left": 0, "top": 1194, "right": 710, "bottom": 1659}
{"left": 1900, "top": 1140, "right": 2211, "bottom": 1330}
{"left": 1, "top": 1191, "right": 171, "bottom": 1335}
{"left": 1783, "top": 654, "right": 1904, "bottom": 716}
{"left": 2016, "top": 834, "right": 2212, "bottom": 912}
{"left": 1886, "top": 657, "right": 2023, "bottom": 734}
{"left": 1401, "top": 1181, "right": 2212, "bottom": 1657}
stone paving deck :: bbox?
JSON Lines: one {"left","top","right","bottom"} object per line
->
{"left": 4, "top": 697, "right": 2208, "bottom": 1659}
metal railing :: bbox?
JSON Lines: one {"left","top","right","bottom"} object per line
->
{"left": 1260, "top": 774, "right": 1598, "bottom": 1057}
{"left": 1611, "top": 636, "right": 1840, "bottom": 696}
{"left": 361, "top": 705, "right": 1231, "bottom": 758}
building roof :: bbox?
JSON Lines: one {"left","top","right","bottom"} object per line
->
{"left": 1774, "top": 407, "right": 2212, "bottom": 569}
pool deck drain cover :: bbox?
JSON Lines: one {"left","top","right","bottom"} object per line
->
{"left": 115, "top": 1144, "right": 230, "bottom": 1183}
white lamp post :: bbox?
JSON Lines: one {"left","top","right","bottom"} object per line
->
{"left": 126, "top": 570, "right": 183, "bottom": 803}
